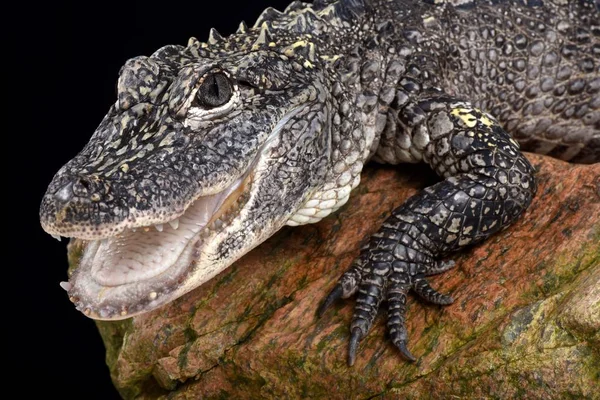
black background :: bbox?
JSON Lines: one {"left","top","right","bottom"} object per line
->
{"left": 19, "top": 0, "right": 295, "bottom": 398}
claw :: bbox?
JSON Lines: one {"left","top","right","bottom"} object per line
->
{"left": 394, "top": 340, "right": 416, "bottom": 362}
{"left": 317, "top": 284, "right": 343, "bottom": 317}
{"left": 348, "top": 327, "right": 363, "bottom": 366}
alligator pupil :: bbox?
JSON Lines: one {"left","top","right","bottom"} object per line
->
{"left": 210, "top": 76, "right": 219, "bottom": 98}
{"left": 197, "top": 72, "right": 232, "bottom": 108}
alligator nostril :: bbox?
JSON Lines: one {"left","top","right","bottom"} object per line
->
{"left": 78, "top": 177, "right": 91, "bottom": 191}
{"left": 54, "top": 181, "right": 75, "bottom": 204}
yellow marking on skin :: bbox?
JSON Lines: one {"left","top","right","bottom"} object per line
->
{"left": 423, "top": 15, "right": 436, "bottom": 25}
{"left": 307, "top": 42, "right": 316, "bottom": 61}
{"left": 120, "top": 115, "right": 131, "bottom": 131}
{"left": 451, "top": 107, "right": 478, "bottom": 128}
{"left": 120, "top": 163, "right": 129, "bottom": 173}
{"left": 268, "top": 42, "right": 276, "bottom": 47}
{"left": 321, "top": 54, "right": 342, "bottom": 62}
{"left": 509, "top": 138, "right": 520, "bottom": 147}
{"left": 291, "top": 40, "right": 309, "bottom": 48}
{"left": 303, "top": 60, "right": 314, "bottom": 68}
{"left": 451, "top": 107, "right": 472, "bottom": 117}
{"left": 452, "top": 107, "right": 497, "bottom": 128}
{"left": 159, "top": 132, "right": 176, "bottom": 148}
{"left": 55, "top": 208, "right": 68, "bottom": 223}
{"left": 284, "top": 40, "right": 316, "bottom": 61}
{"left": 108, "top": 138, "right": 122, "bottom": 149}
{"left": 480, "top": 114, "right": 495, "bottom": 127}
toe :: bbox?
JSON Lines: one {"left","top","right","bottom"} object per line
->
{"left": 413, "top": 276, "right": 454, "bottom": 305}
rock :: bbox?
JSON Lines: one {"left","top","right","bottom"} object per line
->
{"left": 69, "top": 153, "right": 599, "bottom": 399}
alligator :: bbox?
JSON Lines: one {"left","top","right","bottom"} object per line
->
{"left": 40, "top": 0, "right": 599, "bottom": 365}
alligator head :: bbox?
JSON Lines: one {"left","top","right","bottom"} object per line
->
{"left": 39, "top": 1, "right": 376, "bottom": 319}
{"left": 39, "top": 25, "right": 340, "bottom": 320}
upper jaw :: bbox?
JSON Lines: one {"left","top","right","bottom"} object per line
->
{"left": 40, "top": 209, "right": 185, "bottom": 241}
{"left": 41, "top": 195, "right": 204, "bottom": 241}
{"left": 39, "top": 166, "right": 247, "bottom": 241}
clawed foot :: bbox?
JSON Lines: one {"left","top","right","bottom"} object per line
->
{"left": 318, "top": 254, "right": 456, "bottom": 365}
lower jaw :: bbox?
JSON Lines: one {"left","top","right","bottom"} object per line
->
{"left": 64, "top": 237, "right": 198, "bottom": 320}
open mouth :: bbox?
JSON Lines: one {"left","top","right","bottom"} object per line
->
{"left": 88, "top": 173, "right": 250, "bottom": 287}
{"left": 57, "top": 171, "right": 252, "bottom": 320}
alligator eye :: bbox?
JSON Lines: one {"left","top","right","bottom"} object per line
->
{"left": 195, "top": 72, "right": 233, "bottom": 108}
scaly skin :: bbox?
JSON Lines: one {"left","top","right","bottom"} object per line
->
{"left": 40, "top": 0, "right": 598, "bottom": 364}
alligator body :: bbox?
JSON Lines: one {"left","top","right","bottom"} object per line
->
{"left": 40, "top": 0, "right": 599, "bottom": 364}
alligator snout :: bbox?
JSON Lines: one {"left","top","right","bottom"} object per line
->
{"left": 40, "top": 171, "right": 120, "bottom": 239}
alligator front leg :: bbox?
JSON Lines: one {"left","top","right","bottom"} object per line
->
{"left": 319, "top": 92, "right": 537, "bottom": 365}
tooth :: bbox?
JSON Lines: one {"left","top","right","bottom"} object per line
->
{"left": 155, "top": 224, "right": 163, "bottom": 232}
{"left": 168, "top": 219, "right": 179, "bottom": 230}
{"left": 52, "top": 234, "right": 62, "bottom": 242}
{"left": 59, "top": 281, "right": 72, "bottom": 291}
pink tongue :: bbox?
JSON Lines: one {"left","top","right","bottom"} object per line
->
{"left": 90, "top": 193, "right": 223, "bottom": 286}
